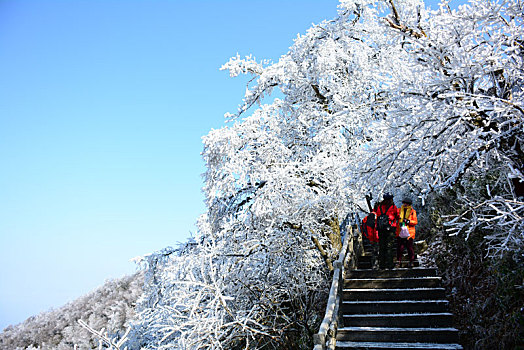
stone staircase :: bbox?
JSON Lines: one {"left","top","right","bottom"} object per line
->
{"left": 335, "top": 239, "right": 463, "bottom": 349}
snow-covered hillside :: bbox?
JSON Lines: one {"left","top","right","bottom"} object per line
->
{"left": 0, "top": 272, "right": 143, "bottom": 350}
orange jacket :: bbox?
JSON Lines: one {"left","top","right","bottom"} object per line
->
{"left": 396, "top": 205, "right": 417, "bottom": 239}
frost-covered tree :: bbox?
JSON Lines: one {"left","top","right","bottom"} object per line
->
{"left": 129, "top": 0, "right": 523, "bottom": 348}
{"left": 343, "top": 0, "right": 524, "bottom": 256}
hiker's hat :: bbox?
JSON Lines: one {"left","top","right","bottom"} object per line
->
{"left": 383, "top": 193, "right": 393, "bottom": 200}
{"left": 402, "top": 197, "right": 412, "bottom": 204}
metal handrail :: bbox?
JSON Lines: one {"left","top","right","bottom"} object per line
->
{"left": 313, "top": 214, "right": 362, "bottom": 350}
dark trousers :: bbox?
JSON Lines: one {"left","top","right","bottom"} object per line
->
{"left": 378, "top": 229, "right": 394, "bottom": 269}
{"left": 397, "top": 237, "right": 414, "bottom": 262}
{"left": 370, "top": 242, "right": 379, "bottom": 269}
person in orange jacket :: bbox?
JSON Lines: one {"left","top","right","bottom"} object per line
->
{"left": 396, "top": 197, "right": 418, "bottom": 268}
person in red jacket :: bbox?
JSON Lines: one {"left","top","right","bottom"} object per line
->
{"left": 375, "top": 193, "right": 399, "bottom": 269}
{"left": 396, "top": 197, "right": 418, "bottom": 268}
{"left": 361, "top": 206, "right": 379, "bottom": 243}
{"left": 361, "top": 202, "right": 379, "bottom": 269}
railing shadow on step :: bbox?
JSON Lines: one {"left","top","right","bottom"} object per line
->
{"left": 313, "top": 213, "right": 363, "bottom": 350}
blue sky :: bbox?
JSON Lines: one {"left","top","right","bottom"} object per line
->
{"left": 0, "top": 0, "right": 466, "bottom": 330}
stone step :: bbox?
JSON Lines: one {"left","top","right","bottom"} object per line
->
{"left": 341, "top": 300, "right": 449, "bottom": 314}
{"left": 357, "top": 258, "right": 420, "bottom": 269}
{"left": 335, "top": 341, "right": 463, "bottom": 349}
{"left": 342, "top": 312, "right": 454, "bottom": 328}
{"left": 344, "top": 277, "right": 441, "bottom": 289}
{"left": 348, "top": 268, "right": 437, "bottom": 279}
{"left": 360, "top": 251, "right": 416, "bottom": 257}
{"left": 358, "top": 255, "right": 372, "bottom": 261}
{"left": 336, "top": 326, "right": 460, "bottom": 343}
{"left": 358, "top": 261, "right": 373, "bottom": 269}
{"left": 360, "top": 250, "right": 418, "bottom": 257}
{"left": 357, "top": 264, "right": 422, "bottom": 270}
{"left": 358, "top": 254, "right": 372, "bottom": 260}
{"left": 343, "top": 287, "right": 446, "bottom": 301}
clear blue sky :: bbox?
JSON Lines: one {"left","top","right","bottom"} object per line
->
{"left": 0, "top": 0, "right": 466, "bottom": 330}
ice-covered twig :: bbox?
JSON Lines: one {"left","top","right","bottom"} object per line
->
{"left": 78, "top": 319, "right": 130, "bottom": 350}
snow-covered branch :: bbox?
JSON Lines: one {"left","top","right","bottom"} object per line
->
{"left": 78, "top": 319, "right": 130, "bottom": 350}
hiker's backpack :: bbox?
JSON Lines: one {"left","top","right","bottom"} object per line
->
{"left": 376, "top": 206, "right": 392, "bottom": 231}
{"left": 365, "top": 212, "right": 375, "bottom": 229}
{"left": 362, "top": 213, "right": 378, "bottom": 242}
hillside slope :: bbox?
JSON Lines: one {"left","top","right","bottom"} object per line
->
{"left": 0, "top": 272, "right": 143, "bottom": 350}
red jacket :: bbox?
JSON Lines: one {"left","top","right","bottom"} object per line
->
{"left": 362, "top": 212, "right": 379, "bottom": 242}
{"left": 375, "top": 202, "right": 399, "bottom": 230}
